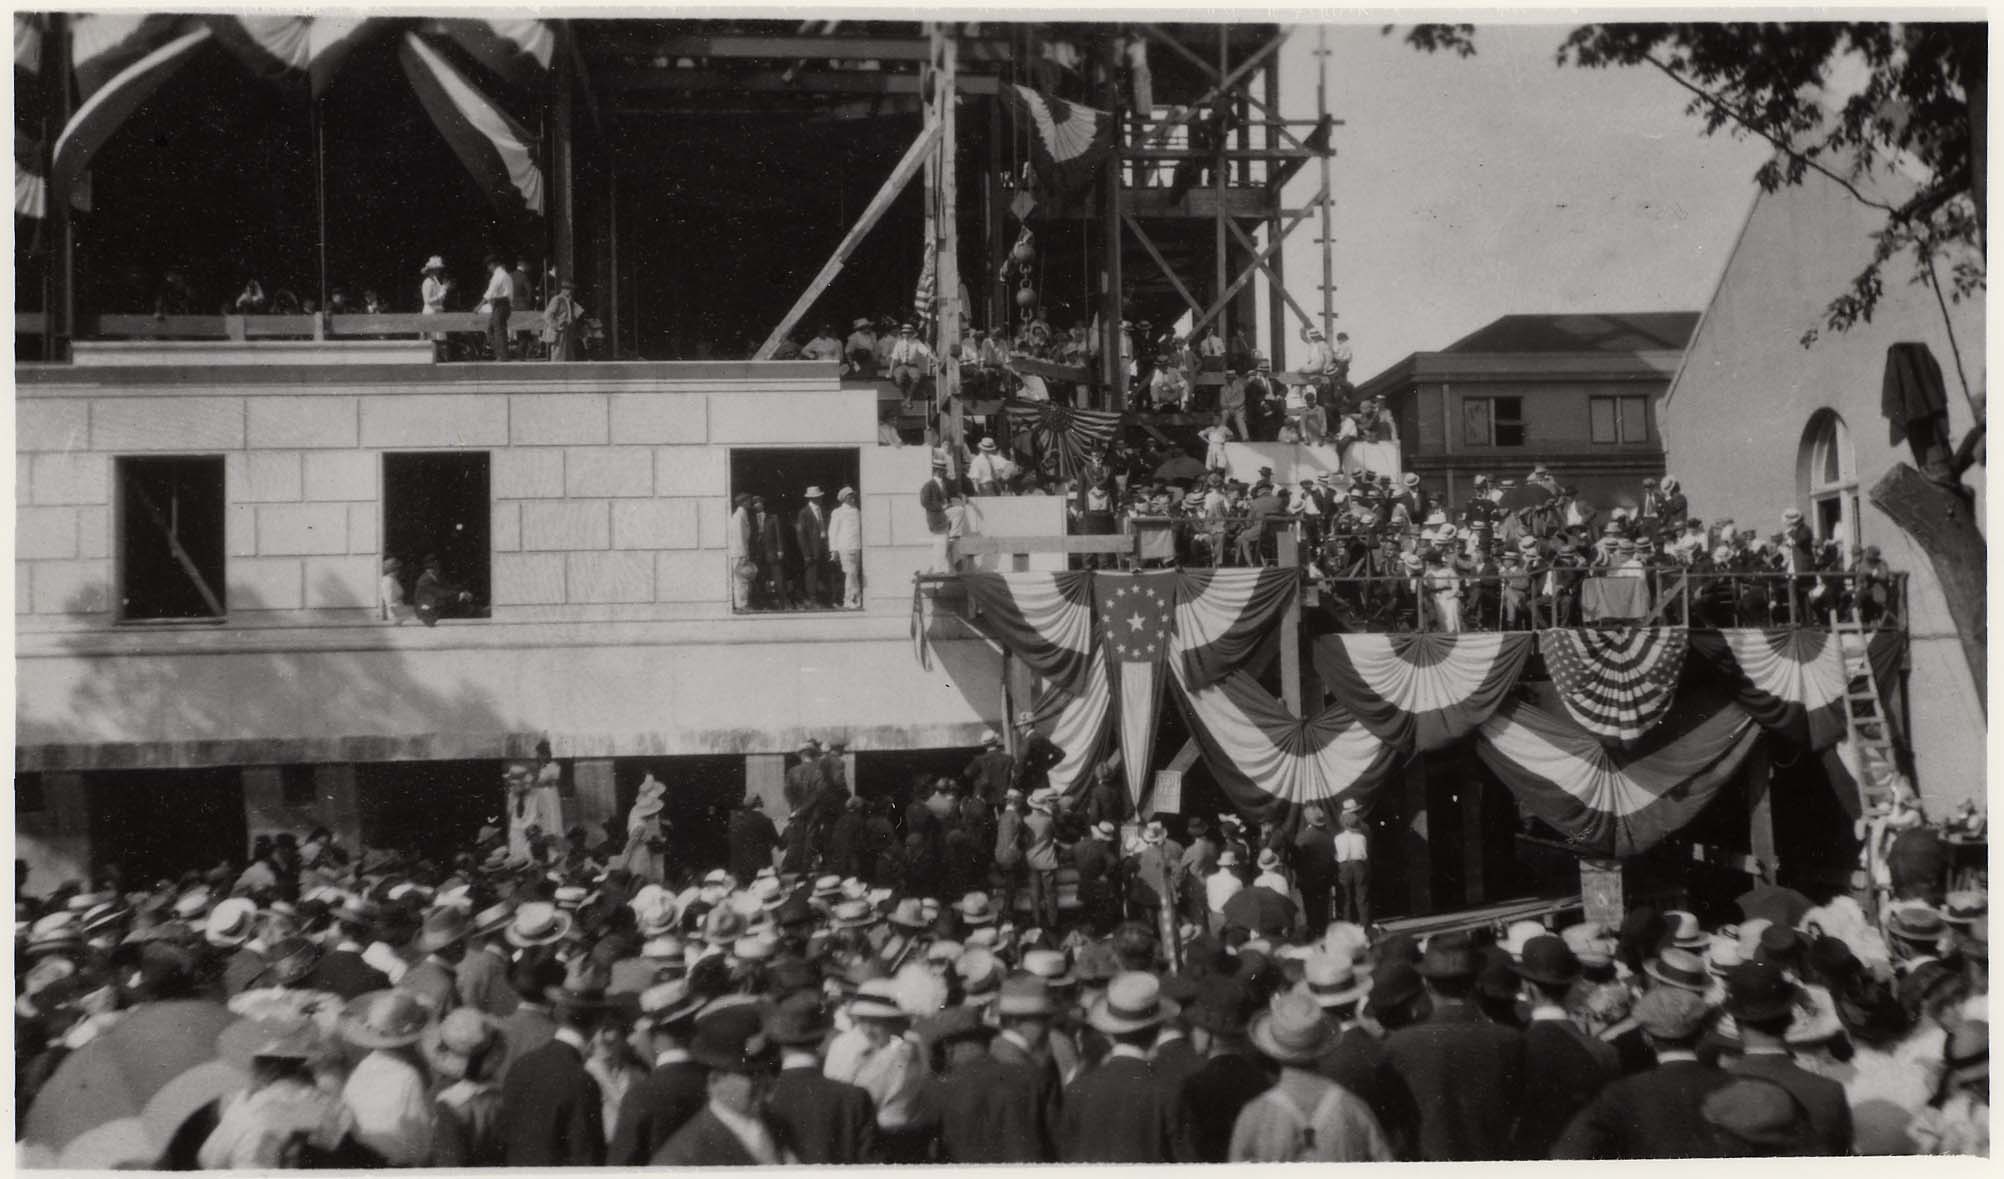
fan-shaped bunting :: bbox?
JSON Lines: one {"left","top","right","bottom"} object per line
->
{"left": 957, "top": 572, "right": 1099, "bottom": 696}
{"left": 1687, "top": 628, "right": 1848, "bottom": 750}
{"left": 1540, "top": 627, "right": 1688, "bottom": 744}
{"left": 1172, "top": 567, "right": 1298, "bottom": 690}
{"left": 1311, "top": 632, "right": 1534, "bottom": 751}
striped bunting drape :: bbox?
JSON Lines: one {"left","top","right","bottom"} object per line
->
{"left": 1312, "top": 632, "right": 1534, "bottom": 752}
{"left": 1172, "top": 567, "right": 1298, "bottom": 691}
{"left": 1476, "top": 696, "right": 1760, "bottom": 858}
{"left": 53, "top": 24, "right": 214, "bottom": 209}
{"left": 956, "top": 572, "right": 1099, "bottom": 696}
{"left": 399, "top": 32, "right": 546, "bottom": 220}
{"left": 1003, "top": 399, "right": 1122, "bottom": 481}
{"left": 1540, "top": 627, "right": 1688, "bottom": 744}
{"left": 1023, "top": 647, "right": 1114, "bottom": 799}
{"left": 1687, "top": 628, "right": 1849, "bottom": 750}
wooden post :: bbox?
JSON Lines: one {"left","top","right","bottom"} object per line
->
{"left": 938, "top": 27, "right": 965, "bottom": 465}
{"left": 552, "top": 41, "right": 577, "bottom": 288}
{"left": 1746, "top": 734, "right": 1776, "bottom": 878}
{"left": 755, "top": 123, "right": 944, "bottom": 360}
{"left": 1277, "top": 527, "right": 1302, "bottom": 716}
{"left": 1401, "top": 753, "right": 1432, "bottom": 914}
{"left": 1100, "top": 40, "right": 1125, "bottom": 412}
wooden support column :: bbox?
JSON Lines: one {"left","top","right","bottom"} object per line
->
{"left": 1746, "top": 735, "right": 1776, "bottom": 878}
{"left": 1459, "top": 776, "right": 1485, "bottom": 905}
{"left": 1400, "top": 754, "right": 1432, "bottom": 914}
{"left": 1264, "top": 53, "right": 1287, "bottom": 368}
{"left": 573, "top": 758, "right": 619, "bottom": 837}
{"left": 552, "top": 42, "right": 577, "bottom": 287}
{"left": 1277, "top": 528, "right": 1302, "bottom": 716}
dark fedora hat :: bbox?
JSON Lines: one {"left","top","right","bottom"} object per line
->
{"left": 764, "top": 991, "right": 832, "bottom": 1046}
{"left": 1724, "top": 959, "right": 1798, "bottom": 1023}
{"left": 1514, "top": 935, "right": 1582, "bottom": 988}
{"left": 690, "top": 997, "right": 778, "bottom": 1074}
{"left": 1367, "top": 960, "right": 1424, "bottom": 1015}
{"left": 1415, "top": 931, "right": 1477, "bottom": 981}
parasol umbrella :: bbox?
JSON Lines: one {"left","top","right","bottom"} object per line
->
{"left": 1153, "top": 454, "right": 1209, "bottom": 483}
{"left": 21, "top": 998, "right": 240, "bottom": 1169}
{"left": 1222, "top": 885, "right": 1298, "bottom": 937}
{"left": 1495, "top": 481, "right": 1555, "bottom": 512}
{"left": 1736, "top": 882, "right": 1813, "bottom": 930}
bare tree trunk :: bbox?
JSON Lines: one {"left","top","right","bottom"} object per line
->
{"left": 1868, "top": 463, "right": 1986, "bottom": 711}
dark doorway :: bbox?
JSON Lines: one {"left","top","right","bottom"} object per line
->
{"left": 88, "top": 768, "right": 247, "bottom": 882}
{"left": 857, "top": 747, "right": 981, "bottom": 813}
{"left": 382, "top": 452, "right": 491, "bottom": 616}
{"left": 117, "top": 456, "right": 227, "bottom": 621}
{"left": 612, "top": 756, "right": 744, "bottom": 883}
{"left": 355, "top": 759, "right": 508, "bottom": 861}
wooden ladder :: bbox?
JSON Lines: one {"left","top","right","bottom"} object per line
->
{"left": 1833, "top": 619, "right": 1902, "bottom": 814}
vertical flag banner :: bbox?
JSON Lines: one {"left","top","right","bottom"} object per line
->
{"left": 1099, "top": 571, "right": 1176, "bottom": 806}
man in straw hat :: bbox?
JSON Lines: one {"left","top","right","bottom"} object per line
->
{"left": 1057, "top": 971, "right": 1185, "bottom": 1161}
{"left": 398, "top": 905, "right": 470, "bottom": 1016}
{"left": 1232, "top": 991, "right": 1393, "bottom": 1161}
{"left": 795, "top": 485, "right": 832, "bottom": 607}
{"left": 339, "top": 989, "right": 439, "bottom": 1165}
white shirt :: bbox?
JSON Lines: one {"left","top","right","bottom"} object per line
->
{"left": 890, "top": 337, "right": 931, "bottom": 365}
{"left": 1206, "top": 868, "right": 1245, "bottom": 914}
{"left": 343, "top": 1050, "right": 434, "bottom": 1166}
{"left": 362, "top": 941, "right": 408, "bottom": 983}
{"left": 1334, "top": 830, "right": 1369, "bottom": 863}
{"left": 421, "top": 276, "right": 448, "bottom": 314}
{"left": 1254, "top": 869, "right": 1290, "bottom": 893}
{"left": 483, "top": 267, "right": 514, "bottom": 303}
{"left": 832, "top": 1032, "right": 926, "bottom": 1130}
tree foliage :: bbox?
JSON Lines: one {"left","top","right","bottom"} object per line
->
{"left": 1395, "top": 23, "right": 1985, "bottom": 346}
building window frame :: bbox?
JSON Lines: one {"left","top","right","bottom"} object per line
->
{"left": 1462, "top": 395, "right": 1526, "bottom": 448}
{"left": 115, "top": 454, "right": 229, "bottom": 624}
{"left": 1799, "top": 410, "right": 1860, "bottom": 553}
{"left": 1588, "top": 394, "right": 1651, "bottom": 444}
{"left": 381, "top": 451, "right": 493, "bottom": 622}
{"left": 726, "top": 447, "right": 865, "bottom": 614}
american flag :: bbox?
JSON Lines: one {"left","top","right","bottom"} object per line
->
{"left": 1003, "top": 398, "right": 1123, "bottom": 480}
{"left": 1099, "top": 571, "right": 1176, "bottom": 805}
{"left": 912, "top": 243, "right": 936, "bottom": 336}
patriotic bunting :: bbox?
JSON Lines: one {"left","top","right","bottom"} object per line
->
{"left": 1002, "top": 398, "right": 1123, "bottom": 481}
{"left": 1172, "top": 568, "right": 1298, "bottom": 691}
{"left": 1022, "top": 648, "right": 1115, "bottom": 799}
{"left": 424, "top": 19, "right": 557, "bottom": 91}
{"left": 204, "top": 16, "right": 382, "bottom": 97}
{"left": 1099, "top": 571, "right": 1177, "bottom": 805}
{"left": 1001, "top": 84, "right": 1116, "bottom": 199}
{"left": 16, "top": 14, "right": 47, "bottom": 224}
{"left": 1687, "top": 628, "right": 1849, "bottom": 750}
{"left": 1168, "top": 658, "right": 1396, "bottom": 824}
{"left": 69, "top": 13, "right": 188, "bottom": 100}
{"left": 399, "top": 32, "right": 546, "bottom": 222}
{"left": 957, "top": 573, "right": 1098, "bottom": 696}
{"left": 53, "top": 25, "right": 215, "bottom": 209}
{"left": 1540, "top": 627, "right": 1688, "bottom": 744}
{"left": 1312, "top": 632, "right": 1534, "bottom": 752}
{"left": 1475, "top": 696, "right": 1761, "bottom": 858}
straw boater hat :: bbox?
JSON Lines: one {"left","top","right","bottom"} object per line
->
{"left": 505, "top": 901, "right": 573, "bottom": 948}
{"left": 1646, "top": 947, "right": 1714, "bottom": 994}
{"left": 1088, "top": 972, "right": 1180, "bottom": 1036}
{"left": 1301, "top": 954, "right": 1368, "bottom": 1010}
{"left": 848, "top": 978, "right": 908, "bottom": 1022}
{"left": 421, "top": 256, "right": 446, "bottom": 275}
{"left": 205, "top": 898, "right": 259, "bottom": 949}
{"left": 417, "top": 907, "right": 470, "bottom": 954}
{"left": 1250, "top": 992, "right": 1335, "bottom": 1064}
{"left": 341, "top": 989, "right": 435, "bottom": 1050}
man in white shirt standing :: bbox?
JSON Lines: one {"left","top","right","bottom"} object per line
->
{"left": 728, "top": 494, "right": 754, "bottom": 610}
{"left": 888, "top": 323, "right": 932, "bottom": 396}
{"left": 482, "top": 255, "right": 515, "bottom": 361}
{"left": 1206, "top": 849, "right": 1246, "bottom": 932}
{"left": 1333, "top": 799, "right": 1371, "bottom": 926}
{"left": 828, "top": 487, "right": 863, "bottom": 609}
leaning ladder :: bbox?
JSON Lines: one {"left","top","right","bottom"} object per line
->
{"left": 1833, "top": 619, "right": 1903, "bottom": 815}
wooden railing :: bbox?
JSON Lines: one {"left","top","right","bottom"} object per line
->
{"left": 19, "top": 310, "right": 548, "bottom": 341}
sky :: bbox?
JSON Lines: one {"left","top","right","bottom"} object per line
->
{"left": 1266, "top": 24, "right": 1774, "bottom": 378}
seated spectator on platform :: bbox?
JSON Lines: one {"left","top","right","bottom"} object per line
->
{"left": 874, "top": 316, "right": 899, "bottom": 372}
{"left": 1332, "top": 331, "right": 1353, "bottom": 385}
{"left": 1148, "top": 357, "right": 1187, "bottom": 413}
{"left": 414, "top": 554, "right": 475, "bottom": 626}
{"left": 153, "top": 269, "right": 198, "bottom": 318}
{"left": 1197, "top": 326, "right": 1227, "bottom": 372}
{"left": 363, "top": 289, "right": 386, "bottom": 314}
{"left": 802, "top": 324, "right": 844, "bottom": 362}
{"left": 235, "top": 277, "right": 269, "bottom": 315}
{"left": 889, "top": 324, "right": 932, "bottom": 395}
{"left": 968, "top": 438, "right": 1018, "bottom": 495}
{"left": 845, "top": 318, "right": 879, "bottom": 375}
{"left": 772, "top": 335, "right": 804, "bottom": 360}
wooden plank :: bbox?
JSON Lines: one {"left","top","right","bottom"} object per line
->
{"left": 1009, "top": 356, "right": 1088, "bottom": 383}
{"left": 329, "top": 311, "right": 548, "bottom": 335}
{"left": 754, "top": 121, "right": 942, "bottom": 360}
{"left": 596, "top": 64, "right": 999, "bottom": 96}
{"left": 954, "top": 534, "right": 1135, "bottom": 556}
{"left": 1122, "top": 213, "right": 1203, "bottom": 316}
{"left": 91, "top": 314, "right": 233, "bottom": 339}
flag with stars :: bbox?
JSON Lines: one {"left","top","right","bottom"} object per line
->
{"left": 1539, "top": 627, "right": 1688, "bottom": 745}
{"left": 1099, "top": 571, "right": 1177, "bottom": 806}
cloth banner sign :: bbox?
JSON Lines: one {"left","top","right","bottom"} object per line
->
{"left": 1540, "top": 626, "right": 1687, "bottom": 744}
{"left": 1167, "top": 657, "right": 1396, "bottom": 825}
{"left": 1687, "top": 628, "right": 1848, "bottom": 750}
{"left": 1312, "top": 632, "right": 1533, "bottom": 752}
{"left": 1099, "top": 570, "right": 1176, "bottom": 807}
{"left": 1475, "top": 696, "right": 1760, "bottom": 858}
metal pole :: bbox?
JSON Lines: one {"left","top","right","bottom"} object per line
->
{"left": 315, "top": 97, "right": 329, "bottom": 315}
{"left": 1213, "top": 27, "right": 1228, "bottom": 343}
{"left": 55, "top": 13, "right": 75, "bottom": 357}
{"left": 1315, "top": 25, "right": 1334, "bottom": 344}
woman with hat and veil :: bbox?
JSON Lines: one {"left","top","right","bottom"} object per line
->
{"left": 419, "top": 256, "right": 451, "bottom": 360}
{"left": 615, "top": 774, "right": 669, "bottom": 884}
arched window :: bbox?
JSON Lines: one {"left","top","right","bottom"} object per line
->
{"left": 1799, "top": 411, "right": 1859, "bottom": 553}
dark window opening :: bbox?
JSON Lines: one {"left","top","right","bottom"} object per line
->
{"left": 279, "top": 764, "right": 317, "bottom": 809}
{"left": 1491, "top": 397, "right": 1526, "bottom": 447}
{"left": 1462, "top": 397, "right": 1525, "bottom": 448}
{"left": 118, "top": 456, "right": 227, "bottom": 621}
{"left": 728, "top": 447, "right": 863, "bottom": 613}
{"left": 18, "top": 773, "right": 46, "bottom": 814}
{"left": 382, "top": 452, "right": 491, "bottom": 620}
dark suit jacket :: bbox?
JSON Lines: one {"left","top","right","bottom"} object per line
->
{"left": 928, "top": 1036, "right": 1062, "bottom": 1163}
{"left": 1058, "top": 1053, "right": 1186, "bottom": 1163}
{"left": 1318, "top": 1024, "right": 1419, "bottom": 1158}
{"left": 1383, "top": 1000, "right": 1526, "bottom": 1161}
{"left": 1727, "top": 1051, "right": 1854, "bottom": 1155}
{"left": 222, "top": 947, "right": 269, "bottom": 997}
{"left": 1552, "top": 1057, "right": 1735, "bottom": 1159}
{"left": 754, "top": 513, "right": 786, "bottom": 569}
{"left": 728, "top": 809, "right": 779, "bottom": 882}
{"left": 1176, "top": 1050, "right": 1273, "bottom": 1163}
{"left": 765, "top": 1065, "right": 876, "bottom": 1164}
{"left": 652, "top": 1106, "right": 795, "bottom": 1166}
{"left": 963, "top": 749, "right": 1015, "bottom": 804}
{"left": 609, "top": 1058, "right": 709, "bottom": 1165}
{"left": 1515, "top": 1017, "right": 1617, "bottom": 1158}
{"left": 300, "top": 949, "right": 388, "bottom": 1000}
{"left": 919, "top": 478, "right": 951, "bottom": 533}
{"left": 1151, "top": 1036, "right": 1206, "bottom": 1095}
{"left": 499, "top": 1036, "right": 605, "bottom": 1166}
{"left": 795, "top": 505, "right": 831, "bottom": 563}
{"left": 496, "top": 1004, "right": 557, "bottom": 1083}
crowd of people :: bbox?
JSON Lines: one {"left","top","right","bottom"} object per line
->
{"left": 15, "top": 733, "right": 1989, "bottom": 1166}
